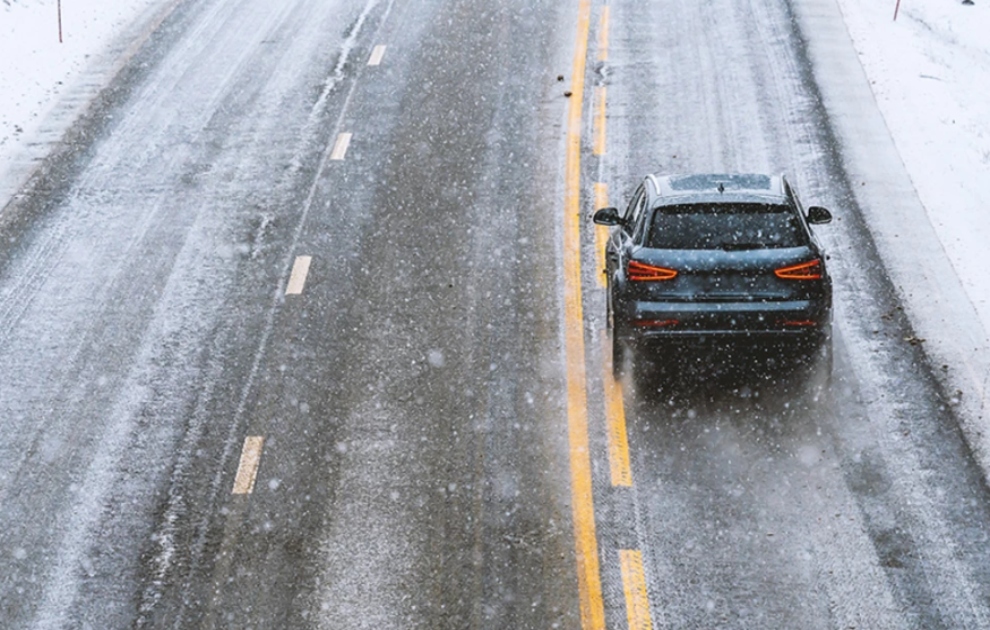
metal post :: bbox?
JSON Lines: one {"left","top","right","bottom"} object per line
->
{"left": 893, "top": 0, "right": 902, "bottom": 20}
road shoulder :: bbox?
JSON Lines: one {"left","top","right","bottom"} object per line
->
{"left": 791, "top": 0, "right": 990, "bottom": 481}
{"left": 0, "top": 0, "right": 186, "bottom": 231}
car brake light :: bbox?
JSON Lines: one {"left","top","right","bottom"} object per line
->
{"left": 775, "top": 259, "right": 822, "bottom": 280}
{"left": 627, "top": 260, "right": 677, "bottom": 281}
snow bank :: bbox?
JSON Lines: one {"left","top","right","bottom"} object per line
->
{"left": 836, "top": 0, "right": 990, "bottom": 340}
{"left": 0, "top": 0, "right": 175, "bottom": 202}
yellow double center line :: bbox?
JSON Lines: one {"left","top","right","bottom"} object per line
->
{"left": 565, "top": 3, "right": 655, "bottom": 629}
{"left": 563, "top": 0, "right": 605, "bottom": 627}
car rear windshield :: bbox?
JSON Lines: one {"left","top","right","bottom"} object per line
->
{"left": 647, "top": 203, "right": 805, "bottom": 250}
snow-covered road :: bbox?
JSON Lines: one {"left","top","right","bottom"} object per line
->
{"left": 5, "top": 0, "right": 988, "bottom": 450}
{"left": 2, "top": 0, "right": 990, "bottom": 627}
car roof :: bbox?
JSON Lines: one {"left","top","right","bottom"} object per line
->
{"left": 648, "top": 173, "right": 789, "bottom": 206}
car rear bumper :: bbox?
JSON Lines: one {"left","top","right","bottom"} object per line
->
{"left": 615, "top": 299, "right": 830, "bottom": 345}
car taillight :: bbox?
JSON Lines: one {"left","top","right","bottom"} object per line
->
{"left": 627, "top": 259, "right": 677, "bottom": 281}
{"left": 775, "top": 259, "right": 822, "bottom": 280}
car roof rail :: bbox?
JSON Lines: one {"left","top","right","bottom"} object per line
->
{"left": 646, "top": 174, "right": 661, "bottom": 194}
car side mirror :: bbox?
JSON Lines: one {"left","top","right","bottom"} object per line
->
{"left": 593, "top": 207, "right": 624, "bottom": 226}
{"left": 806, "top": 206, "right": 832, "bottom": 225}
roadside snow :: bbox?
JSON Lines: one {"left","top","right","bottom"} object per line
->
{"left": 793, "top": 0, "right": 990, "bottom": 483}
{"left": 835, "top": 0, "right": 990, "bottom": 344}
{"left": 0, "top": 0, "right": 173, "bottom": 203}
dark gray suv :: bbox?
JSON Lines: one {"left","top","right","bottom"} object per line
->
{"left": 593, "top": 173, "right": 833, "bottom": 377}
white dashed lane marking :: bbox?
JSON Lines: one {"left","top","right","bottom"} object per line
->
{"left": 232, "top": 436, "right": 265, "bottom": 495}
{"left": 285, "top": 255, "right": 312, "bottom": 295}
{"left": 368, "top": 45, "right": 386, "bottom": 66}
{"left": 330, "top": 133, "right": 352, "bottom": 160}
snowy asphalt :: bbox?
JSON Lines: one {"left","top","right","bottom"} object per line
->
{"left": 0, "top": 0, "right": 989, "bottom": 628}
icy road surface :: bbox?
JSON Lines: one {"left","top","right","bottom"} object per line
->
{"left": 0, "top": 0, "right": 989, "bottom": 628}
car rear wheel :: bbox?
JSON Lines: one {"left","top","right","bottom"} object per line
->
{"left": 606, "top": 286, "right": 627, "bottom": 379}
{"left": 612, "top": 334, "right": 628, "bottom": 379}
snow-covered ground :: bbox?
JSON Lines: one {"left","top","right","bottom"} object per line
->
{"left": 0, "top": 0, "right": 175, "bottom": 203}
{"left": 836, "top": 0, "right": 990, "bottom": 340}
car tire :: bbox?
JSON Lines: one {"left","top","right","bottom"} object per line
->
{"left": 612, "top": 335, "right": 628, "bottom": 380}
